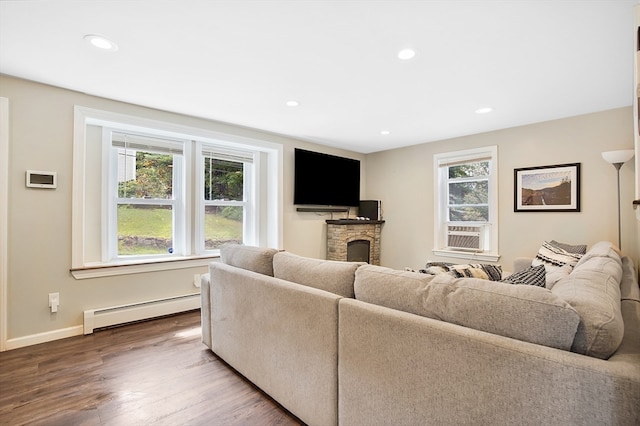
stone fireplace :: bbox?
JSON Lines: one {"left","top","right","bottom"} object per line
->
{"left": 326, "top": 220, "right": 384, "bottom": 265}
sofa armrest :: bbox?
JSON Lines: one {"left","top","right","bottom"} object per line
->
{"left": 513, "top": 257, "right": 533, "bottom": 273}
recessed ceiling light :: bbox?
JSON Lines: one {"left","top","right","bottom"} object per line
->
{"left": 397, "top": 48, "right": 416, "bottom": 60}
{"left": 285, "top": 100, "right": 300, "bottom": 107}
{"left": 475, "top": 107, "right": 493, "bottom": 114}
{"left": 380, "top": 130, "right": 390, "bottom": 135}
{"left": 84, "top": 34, "right": 118, "bottom": 52}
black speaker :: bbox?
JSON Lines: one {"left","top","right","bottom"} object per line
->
{"left": 359, "top": 200, "right": 381, "bottom": 220}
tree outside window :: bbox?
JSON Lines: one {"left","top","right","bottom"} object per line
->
{"left": 203, "top": 157, "right": 245, "bottom": 249}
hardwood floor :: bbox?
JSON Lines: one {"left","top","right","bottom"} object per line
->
{"left": 0, "top": 310, "right": 304, "bottom": 425}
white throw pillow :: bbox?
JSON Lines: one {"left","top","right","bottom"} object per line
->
{"left": 531, "top": 241, "right": 583, "bottom": 273}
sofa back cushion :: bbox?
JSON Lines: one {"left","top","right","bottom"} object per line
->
{"left": 273, "top": 251, "right": 362, "bottom": 298}
{"left": 551, "top": 241, "right": 624, "bottom": 359}
{"left": 354, "top": 264, "right": 580, "bottom": 351}
{"left": 220, "top": 244, "right": 279, "bottom": 276}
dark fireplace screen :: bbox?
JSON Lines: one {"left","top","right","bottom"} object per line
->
{"left": 347, "top": 240, "right": 370, "bottom": 263}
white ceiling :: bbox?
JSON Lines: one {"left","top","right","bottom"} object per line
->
{"left": 0, "top": 0, "right": 637, "bottom": 153}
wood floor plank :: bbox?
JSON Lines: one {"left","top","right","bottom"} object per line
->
{"left": 0, "top": 310, "right": 304, "bottom": 426}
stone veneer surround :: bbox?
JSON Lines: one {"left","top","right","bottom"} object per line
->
{"left": 326, "top": 220, "right": 384, "bottom": 265}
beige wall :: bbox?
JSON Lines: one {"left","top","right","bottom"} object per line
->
{"left": 1, "top": 75, "right": 637, "bottom": 347}
{"left": 0, "top": 75, "right": 365, "bottom": 345}
{"left": 366, "top": 107, "right": 638, "bottom": 271}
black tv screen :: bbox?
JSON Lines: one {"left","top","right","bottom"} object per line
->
{"left": 294, "top": 148, "right": 360, "bottom": 207}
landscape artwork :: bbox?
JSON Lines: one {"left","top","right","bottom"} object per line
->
{"left": 514, "top": 163, "right": 580, "bottom": 212}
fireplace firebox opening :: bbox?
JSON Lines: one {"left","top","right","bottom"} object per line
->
{"left": 347, "top": 240, "right": 370, "bottom": 263}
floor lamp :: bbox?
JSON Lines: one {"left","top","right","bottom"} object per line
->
{"left": 601, "top": 149, "right": 635, "bottom": 249}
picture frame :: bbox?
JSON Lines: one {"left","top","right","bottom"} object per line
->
{"left": 514, "top": 163, "right": 580, "bottom": 212}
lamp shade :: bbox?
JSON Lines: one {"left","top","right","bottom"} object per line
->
{"left": 601, "top": 149, "right": 635, "bottom": 164}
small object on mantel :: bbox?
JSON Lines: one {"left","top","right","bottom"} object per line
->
{"left": 325, "top": 219, "right": 385, "bottom": 225}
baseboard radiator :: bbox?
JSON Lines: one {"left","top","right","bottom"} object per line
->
{"left": 83, "top": 293, "right": 200, "bottom": 335}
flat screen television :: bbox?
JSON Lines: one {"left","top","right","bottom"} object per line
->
{"left": 294, "top": 148, "right": 360, "bottom": 207}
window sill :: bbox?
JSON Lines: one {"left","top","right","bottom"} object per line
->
{"left": 71, "top": 255, "right": 219, "bottom": 280}
{"left": 431, "top": 249, "right": 500, "bottom": 263}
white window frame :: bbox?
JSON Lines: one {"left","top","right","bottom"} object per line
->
{"left": 71, "top": 106, "right": 283, "bottom": 279}
{"left": 195, "top": 142, "right": 259, "bottom": 253}
{"left": 433, "top": 146, "right": 500, "bottom": 262}
{"left": 103, "top": 129, "right": 189, "bottom": 262}
{"left": 1, "top": 97, "right": 9, "bottom": 351}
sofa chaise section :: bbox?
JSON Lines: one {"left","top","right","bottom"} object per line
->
{"left": 204, "top": 258, "right": 343, "bottom": 426}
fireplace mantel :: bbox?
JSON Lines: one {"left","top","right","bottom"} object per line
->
{"left": 326, "top": 219, "right": 385, "bottom": 225}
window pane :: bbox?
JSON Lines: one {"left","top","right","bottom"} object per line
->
{"left": 449, "top": 181, "right": 488, "bottom": 205}
{"left": 118, "top": 204, "right": 173, "bottom": 255}
{"left": 448, "top": 161, "right": 489, "bottom": 179}
{"left": 204, "top": 205, "right": 243, "bottom": 249}
{"left": 449, "top": 206, "right": 489, "bottom": 222}
{"left": 118, "top": 151, "right": 174, "bottom": 199}
{"left": 204, "top": 158, "right": 243, "bottom": 201}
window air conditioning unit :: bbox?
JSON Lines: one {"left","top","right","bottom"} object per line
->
{"left": 446, "top": 224, "right": 484, "bottom": 252}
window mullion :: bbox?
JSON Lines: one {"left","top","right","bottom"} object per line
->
{"left": 173, "top": 151, "right": 185, "bottom": 256}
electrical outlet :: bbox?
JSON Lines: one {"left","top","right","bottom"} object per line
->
{"left": 193, "top": 274, "right": 201, "bottom": 288}
{"left": 48, "top": 292, "right": 59, "bottom": 313}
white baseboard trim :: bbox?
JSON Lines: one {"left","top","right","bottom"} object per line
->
{"left": 5, "top": 325, "right": 84, "bottom": 351}
{"left": 4, "top": 294, "right": 201, "bottom": 350}
{"left": 83, "top": 293, "right": 201, "bottom": 334}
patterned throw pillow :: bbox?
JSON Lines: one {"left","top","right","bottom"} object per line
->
{"left": 501, "top": 264, "right": 546, "bottom": 287}
{"left": 420, "top": 262, "right": 453, "bottom": 275}
{"left": 447, "top": 264, "right": 503, "bottom": 281}
{"left": 550, "top": 240, "right": 587, "bottom": 255}
{"left": 418, "top": 262, "right": 502, "bottom": 281}
{"left": 532, "top": 241, "right": 583, "bottom": 273}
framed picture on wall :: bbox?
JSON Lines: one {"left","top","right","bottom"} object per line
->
{"left": 514, "top": 163, "right": 580, "bottom": 212}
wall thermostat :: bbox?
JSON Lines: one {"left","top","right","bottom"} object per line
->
{"left": 26, "top": 170, "right": 57, "bottom": 189}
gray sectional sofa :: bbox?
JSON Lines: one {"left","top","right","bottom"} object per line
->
{"left": 200, "top": 242, "right": 640, "bottom": 426}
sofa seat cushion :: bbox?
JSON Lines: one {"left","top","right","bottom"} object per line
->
{"left": 273, "top": 251, "right": 362, "bottom": 298}
{"left": 551, "top": 241, "right": 624, "bottom": 359}
{"left": 354, "top": 264, "right": 580, "bottom": 351}
{"left": 220, "top": 244, "right": 280, "bottom": 276}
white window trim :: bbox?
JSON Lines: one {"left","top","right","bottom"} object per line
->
{"left": 102, "top": 128, "right": 189, "bottom": 262}
{"left": 433, "top": 146, "right": 499, "bottom": 262}
{"left": 196, "top": 143, "right": 258, "bottom": 253}
{"left": 72, "top": 106, "right": 283, "bottom": 278}
{"left": 0, "top": 97, "right": 9, "bottom": 351}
